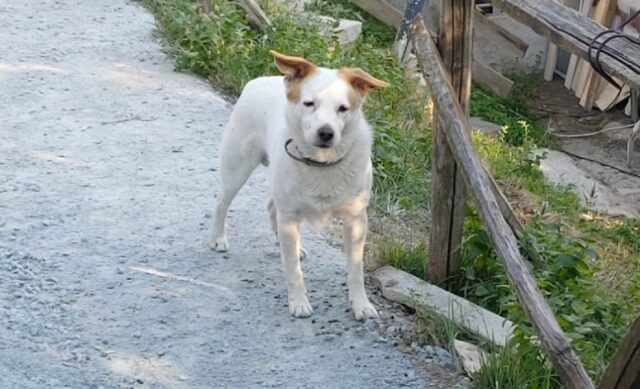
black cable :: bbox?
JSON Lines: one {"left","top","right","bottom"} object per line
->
{"left": 550, "top": 14, "right": 639, "bottom": 74}
{"left": 587, "top": 9, "right": 640, "bottom": 93}
{"left": 559, "top": 149, "right": 640, "bottom": 179}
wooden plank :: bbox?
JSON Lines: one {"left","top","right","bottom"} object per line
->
{"left": 491, "top": 0, "right": 640, "bottom": 89}
{"left": 200, "top": 0, "right": 211, "bottom": 14}
{"left": 409, "top": 17, "right": 594, "bottom": 389}
{"left": 234, "top": 0, "right": 272, "bottom": 31}
{"left": 473, "top": 9, "right": 528, "bottom": 53}
{"left": 472, "top": 58, "right": 514, "bottom": 97}
{"left": 544, "top": 0, "right": 563, "bottom": 82}
{"left": 578, "top": 0, "right": 617, "bottom": 109}
{"left": 350, "top": 0, "right": 404, "bottom": 27}
{"left": 565, "top": 54, "right": 579, "bottom": 88}
{"left": 564, "top": 0, "right": 591, "bottom": 90}
{"left": 544, "top": 43, "right": 559, "bottom": 81}
{"left": 580, "top": 76, "right": 603, "bottom": 110}
{"left": 572, "top": 59, "right": 590, "bottom": 95}
{"left": 472, "top": 13, "right": 527, "bottom": 69}
{"left": 373, "top": 265, "right": 515, "bottom": 346}
{"left": 598, "top": 315, "right": 640, "bottom": 389}
{"left": 631, "top": 89, "right": 639, "bottom": 122}
{"left": 595, "top": 80, "right": 630, "bottom": 111}
{"left": 427, "top": 0, "right": 473, "bottom": 284}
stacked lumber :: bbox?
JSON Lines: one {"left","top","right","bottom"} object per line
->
{"left": 471, "top": 5, "right": 527, "bottom": 97}
{"left": 550, "top": 0, "right": 639, "bottom": 114}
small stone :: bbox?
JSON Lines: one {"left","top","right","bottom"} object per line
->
{"left": 454, "top": 339, "right": 488, "bottom": 375}
{"left": 373, "top": 335, "right": 387, "bottom": 343}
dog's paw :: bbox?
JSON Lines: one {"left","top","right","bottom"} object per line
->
{"left": 352, "top": 300, "right": 378, "bottom": 321}
{"left": 288, "top": 295, "right": 313, "bottom": 318}
{"left": 299, "top": 247, "right": 308, "bottom": 261}
{"left": 210, "top": 235, "right": 229, "bottom": 252}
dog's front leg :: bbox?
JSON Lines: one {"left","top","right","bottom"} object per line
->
{"left": 269, "top": 198, "right": 308, "bottom": 261}
{"left": 344, "top": 212, "right": 378, "bottom": 320}
{"left": 277, "top": 215, "right": 313, "bottom": 318}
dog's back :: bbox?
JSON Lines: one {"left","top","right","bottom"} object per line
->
{"left": 220, "top": 76, "right": 287, "bottom": 159}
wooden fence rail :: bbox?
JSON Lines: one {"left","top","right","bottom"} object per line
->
{"left": 409, "top": 16, "right": 595, "bottom": 389}
{"left": 491, "top": 0, "right": 640, "bottom": 89}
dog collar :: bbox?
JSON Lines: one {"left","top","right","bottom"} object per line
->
{"left": 284, "top": 138, "right": 344, "bottom": 167}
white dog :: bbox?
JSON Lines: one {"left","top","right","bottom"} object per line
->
{"left": 210, "top": 51, "right": 389, "bottom": 320}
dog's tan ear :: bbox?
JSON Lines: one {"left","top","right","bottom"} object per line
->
{"left": 339, "top": 67, "right": 390, "bottom": 95}
{"left": 270, "top": 50, "right": 317, "bottom": 83}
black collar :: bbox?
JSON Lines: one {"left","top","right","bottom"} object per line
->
{"left": 284, "top": 139, "right": 345, "bottom": 167}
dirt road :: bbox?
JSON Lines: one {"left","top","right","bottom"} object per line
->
{"left": 0, "top": 1, "right": 466, "bottom": 387}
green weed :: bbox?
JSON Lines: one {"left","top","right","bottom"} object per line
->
{"left": 304, "top": 0, "right": 397, "bottom": 46}
{"left": 471, "top": 86, "right": 550, "bottom": 147}
{"left": 471, "top": 336, "right": 559, "bottom": 389}
{"left": 458, "top": 210, "right": 634, "bottom": 384}
{"left": 375, "top": 240, "right": 427, "bottom": 279}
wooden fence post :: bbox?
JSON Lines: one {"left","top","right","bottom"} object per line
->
{"left": 410, "top": 17, "right": 595, "bottom": 388}
{"left": 598, "top": 314, "right": 640, "bottom": 389}
{"left": 427, "top": 0, "right": 473, "bottom": 284}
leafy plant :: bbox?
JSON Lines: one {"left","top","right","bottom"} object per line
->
{"left": 458, "top": 209, "right": 633, "bottom": 383}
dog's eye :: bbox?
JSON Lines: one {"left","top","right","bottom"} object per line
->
{"left": 337, "top": 105, "right": 349, "bottom": 113}
{"left": 303, "top": 101, "right": 315, "bottom": 108}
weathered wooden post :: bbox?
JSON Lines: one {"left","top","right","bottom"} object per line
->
{"left": 598, "top": 314, "right": 640, "bottom": 389}
{"left": 200, "top": 0, "right": 211, "bottom": 15}
{"left": 410, "top": 17, "right": 595, "bottom": 389}
{"left": 427, "top": 0, "right": 473, "bottom": 284}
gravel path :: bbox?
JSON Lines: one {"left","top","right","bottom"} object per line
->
{"left": 0, "top": 1, "right": 467, "bottom": 387}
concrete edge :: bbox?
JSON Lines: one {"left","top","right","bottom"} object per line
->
{"left": 372, "top": 265, "right": 514, "bottom": 347}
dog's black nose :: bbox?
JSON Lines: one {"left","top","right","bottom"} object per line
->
{"left": 317, "top": 126, "right": 334, "bottom": 143}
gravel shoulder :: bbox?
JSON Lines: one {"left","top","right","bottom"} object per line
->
{"left": 0, "top": 1, "right": 467, "bottom": 387}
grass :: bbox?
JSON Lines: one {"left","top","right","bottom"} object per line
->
{"left": 375, "top": 239, "right": 427, "bottom": 279}
{"left": 472, "top": 338, "right": 560, "bottom": 389}
{"left": 138, "top": 0, "right": 639, "bottom": 387}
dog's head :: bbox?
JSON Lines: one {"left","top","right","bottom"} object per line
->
{"left": 270, "top": 51, "right": 389, "bottom": 150}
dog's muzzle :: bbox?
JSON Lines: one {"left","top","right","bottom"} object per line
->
{"left": 315, "top": 125, "right": 334, "bottom": 148}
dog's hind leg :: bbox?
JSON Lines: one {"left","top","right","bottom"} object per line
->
{"left": 210, "top": 134, "right": 263, "bottom": 252}
{"left": 268, "top": 198, "right": 307, "bottom": 260}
